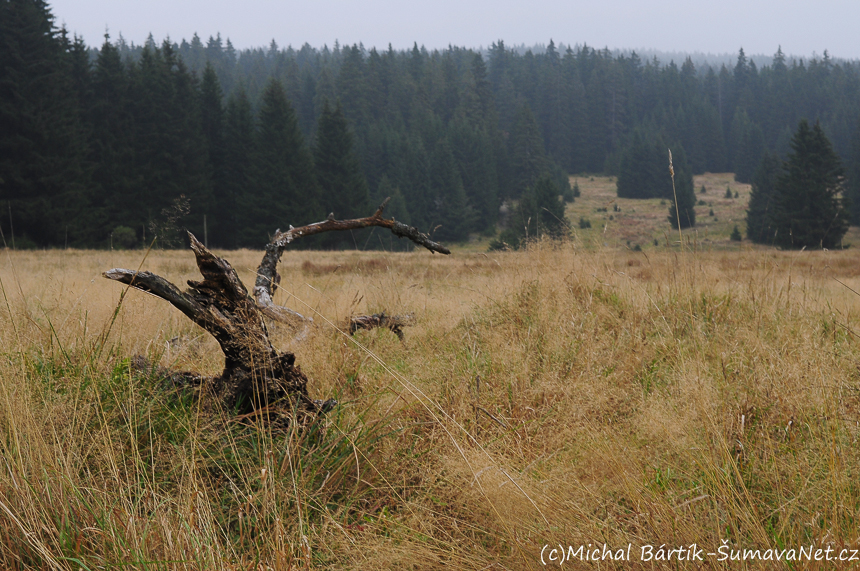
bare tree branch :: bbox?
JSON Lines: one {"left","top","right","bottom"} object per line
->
{"left": 103, "top": 268, "right": 208, "bottom": 326}
{"left": 254, "top": 198, "right": 450, "bottom": 323}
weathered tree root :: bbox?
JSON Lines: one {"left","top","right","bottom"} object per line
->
{"left": 105, "top": 234, "right": 334, "bottom": 427}
{"left": 103, "top": 200, "right": 449, "bottom": 428}
{"left": 348, "top": 312, "right": 415, "bottom": 340}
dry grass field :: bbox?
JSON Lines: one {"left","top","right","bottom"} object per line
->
{"left": 3, "top": 186, "right": 860, "bottom": 568}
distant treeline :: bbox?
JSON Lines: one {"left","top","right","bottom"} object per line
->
{"left": 3, "top": 0, "right": 860, "bottom": 248}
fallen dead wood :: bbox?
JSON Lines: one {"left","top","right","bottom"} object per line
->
{"left": 104, "top": 234, "right": 332, "bottom": 425}
{"left": 348, "top": 312, "right": 415, "bottom": 340}
{"left": 253, "top": 198, "right": 449, "bottom": 325}
{"left": 103, "top": 199, "right": 449, "bottom": 427}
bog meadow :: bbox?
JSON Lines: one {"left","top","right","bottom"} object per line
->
{"left": 2, "top": 176, "right": 860, "bottom": 570}
{"left": 5, "top": 0, "right": 860, "bottom": 568}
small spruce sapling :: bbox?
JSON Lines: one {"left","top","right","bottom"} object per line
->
{"left": 562, "top": 185, "right": 576, "bottom": 202}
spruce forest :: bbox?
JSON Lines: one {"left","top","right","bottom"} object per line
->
{"left": 3, "top": 0, "right": 860, "bottom": 249}
{"left": 8, "top": 2, "right": 860, "bottom": 569}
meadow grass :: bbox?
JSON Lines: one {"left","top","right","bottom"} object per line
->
{"left": 563, "top": 173, "right": 755, "bottom": 250}
{"left": 2, "top": 227, "right": 860, "bottom": 568}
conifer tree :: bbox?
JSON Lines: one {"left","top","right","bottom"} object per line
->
{"left": 745, "top": 151, "right": 781, "bottom": 243}
{"left": 770, "top": 120, "right": 848, "bottom": 249}
{"left": 393, "top": 133, "right": 433, "bottom": 232}
{"left": 617, "top": 128, "right": 673, "bottom": 200}
{"left": 221, "top": 88, "right": 254, "bottom": 248}
{"left": 200, "top": 62, "right": 226, "bottom": 245}
{"left": 509, "top": 104, "right": 549, "bottom": 198}
{"left": 129, "top": 41, "right": 209, "bottom": 245}
{"left": 528, "top": 174, "right": 568, "bottom": 237}
{"left": 0, "top": 0, "right": 89, "bottom": 245}
{"left": 336, "top": 45, "right": 368, "bottom": 126}
{"left": 429, "top": 138, "right": 475, "bottom": 242}
{"left": 731, "top": 108, "right": 765, "bottom": 183}
{"left": 469, "top": 53, "right": 495, "bottom": 127}
{"left": 497, "top": 174, "right": 568, "bottom": 248}
{"left": 239, "top": 78, "right": 320, "bottom": 246}
{"left": 314, "top": 100, "right": 369, "bottom": 219}
{"left": 449, "top": 118, "right": 498, "bottom": 232}
{"left": 88, "top": 33, "right": 135, "bottom": 245}
{"left": 313, "top": 99, "right": 370, "bottom": 247}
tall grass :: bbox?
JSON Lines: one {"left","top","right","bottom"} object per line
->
{"left": 1, "top": 241, "right": 860, "bottom": 569}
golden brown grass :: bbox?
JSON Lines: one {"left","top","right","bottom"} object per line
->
{"left": 2, "top": 236, "right": 860, "bottom": 569}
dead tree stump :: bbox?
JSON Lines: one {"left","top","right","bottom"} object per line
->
{"left": 103, "top": 200, "right": 449, "bottom": 426}
{"left": 105, "top": 234, "right": 330, "bottom": 425}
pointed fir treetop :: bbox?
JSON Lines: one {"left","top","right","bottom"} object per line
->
{"left": 770, "top": 120, "right": 848, "bottom": 249}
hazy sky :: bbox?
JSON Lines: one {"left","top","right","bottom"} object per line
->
{"left": 48, "top": 0, "right": 860, "bottom": 60}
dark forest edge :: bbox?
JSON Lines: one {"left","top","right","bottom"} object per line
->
{"left": 2, "top": 0, "right": 860, "bottom": 250}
